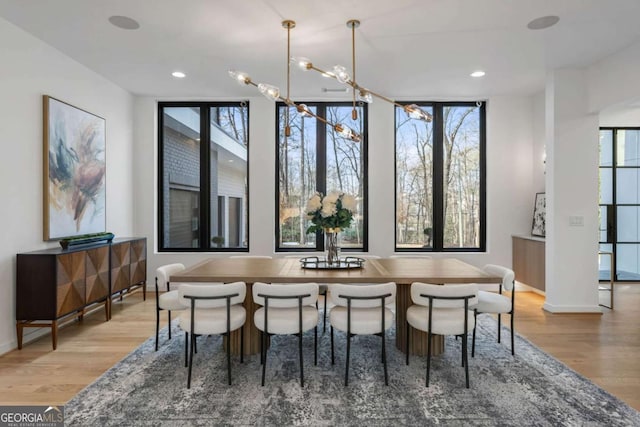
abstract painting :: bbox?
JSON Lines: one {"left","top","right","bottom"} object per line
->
{"left": 43, "top": 96, "right": 106, "bottom": 240}
{"left": 531, "top": 192, "right": 546, "bottom": 237}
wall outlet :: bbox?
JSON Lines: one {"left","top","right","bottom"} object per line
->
{"left": 569, "top": 216, "right": 584, "bottom": 226}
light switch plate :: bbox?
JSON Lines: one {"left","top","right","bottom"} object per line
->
{"left": 569, "top": 216, "right": 584, "bottom": 226}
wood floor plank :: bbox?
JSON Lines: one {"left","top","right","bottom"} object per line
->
{"left": 0, "top": 287, "right": 638, "bottom": 411}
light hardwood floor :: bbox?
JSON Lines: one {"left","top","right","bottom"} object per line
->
{"left": 0, "top": 287, "right": 639, "bottom": 411}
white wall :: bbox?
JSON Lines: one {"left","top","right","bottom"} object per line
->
{"left": 588, "top": 40, "right": 640, "bottom": 113}
{"left": 600, "top": 106, "right": 640, "bottom": 127}
{"left": 0, "top": 17, "right": 135, "bottom": 353}
{"left": 135, "top": 95, "right": 535, "bottom": 279}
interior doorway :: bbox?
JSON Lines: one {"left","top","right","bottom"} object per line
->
{"left": 599, "top": 127, "right": 640, "bottom": 281}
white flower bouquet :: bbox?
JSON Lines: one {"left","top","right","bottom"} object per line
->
{"left": 305, "top": 192, "right": 357, "bottom": 234}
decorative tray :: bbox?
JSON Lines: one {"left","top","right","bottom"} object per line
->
{"left": 299, "top": 256, "right": 365, "bottom": 270}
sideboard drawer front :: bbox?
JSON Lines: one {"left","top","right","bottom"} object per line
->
{"left": 86, "top": 246, "right": 109, "bottom": 304}
{"left": 56, "top": 252, "right": 86, "bottom": 317}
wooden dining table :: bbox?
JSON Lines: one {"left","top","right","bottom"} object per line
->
{"left": 171, "top": 257, "right": 500, "bottom": 356}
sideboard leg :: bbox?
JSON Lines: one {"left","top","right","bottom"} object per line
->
{"left": 16, "top": 322, "right": 24, "bottom": 350}
{"left": 51, "top": 320, "right": 58, "bottom": 350}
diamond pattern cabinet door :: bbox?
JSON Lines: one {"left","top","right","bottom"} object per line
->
{"left": 130, "top": 239, "right": 147, "bottom": 285}
{"left": 110, "top": 242, "right": 131, "bottom": 294}
{"left": 56, "top": 252, "right": 86, "bottom": 317}
{"left": 86, "top": 246, "right": 109, "bottom": 304}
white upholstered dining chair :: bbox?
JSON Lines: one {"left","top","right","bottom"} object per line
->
{"left": 178, "top": 282, "right": 246, "bottom": 388}
{"left": 471, "top": 264, "right": 516, "bottom": 356}
{"left": 406, "top": 282, "right": 478, "bottom": 388}
{"left": 155, "top": 263, "right": 187, "bottom": 351}
{"left": 329, "top": 282, "right": 396, "bottom": 386}
{"left": 253, "top": 282, "right": 319, "bottom": 387}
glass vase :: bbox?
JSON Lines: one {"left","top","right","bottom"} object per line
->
{"left": 324, "top": 227, "right": 341, "bottom": 266}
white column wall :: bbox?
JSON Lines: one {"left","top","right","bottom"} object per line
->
{"left": 544, "top": 68, "right": 600, "bottom": 313}
{"left": 0, "top": 17, "right": 135, "bottom": 353}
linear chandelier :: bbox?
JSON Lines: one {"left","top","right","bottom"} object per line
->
{"left": 292, "top": 19, "right": 433, "bottom": 123}
{"left": 228, "top": 20, "right": 361, "bottom": 142}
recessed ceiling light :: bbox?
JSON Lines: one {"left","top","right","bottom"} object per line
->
{"left": 470, "top": 70, "right": 486, "bottom": 78}
{"left": 172, "top": 71, "right": 186, "bottom": 78}
{"left": 527, "top": 15, "right": 560, "bottom": 30}
{"left": 108, "top": 15, "right": 140, "bottom": 30}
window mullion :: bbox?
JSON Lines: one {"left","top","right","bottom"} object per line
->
{"left": 316, "top": 104, "right": 327, "bottom": 250}
{"left": 200, "top": 105, "right": 211, "bottom": 249}
{"left": 432, "top": 104, "right": 444, "bottom": 251}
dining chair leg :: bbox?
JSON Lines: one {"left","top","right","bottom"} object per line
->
{"left": 497, "top": 313, "right": 502, "bottom": 343}
{"left": 194, "top": 335, "right": 197, "bottom": 354}
{"left": 261, "top": 332, "right": 268, "bottom": 387}
{"left": 184, "top": 332, "right": 188, "bottom": 368}
{"left": 240, "top": 326, "right": 244, "bottom": 364}
{"left": 298, "top": 331, "right": 304, "bottom": 387}
{"left": 461, "top": 335, "right": 465, "bottom": 367}
{"left": 227, "top": 331, "right": 232, "bottom": 386}
{"left": 314, "top": 326, "right": 318, "bottom": 366}
{"left": 510, "top": 312, "right": 515, "bottom": 356}
{"left": 472, "top": 311, "right": 477, "bottom": 358}
{"left": 406, "top": 322, "right": 410, "bottom": 366}
{"left": 345, "top": 332, "right": 351, "bottom": 386}
{"left": 155, "top": 308, "right": 160, "bottom": 351}
{"left": 168, "top": 311, "right": 172, "bottom": 340}
{"left": 463, "top": 331, "right": 470, "bottom": 389}
{"left": 426, "top": 329, "right": 432, "bottom": 387}
{"left": 330, "top": 326, "right": 335, "bottom": 365}
{"left": 382, "top": 332, "right": 388, "bottom": 386}
{"left": 187, "top": 330, "right": 195, "bottom": 389}
{"left": 260, "top": 330, "right": 264, "bottom": 365}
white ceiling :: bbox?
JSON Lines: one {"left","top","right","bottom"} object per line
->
{"left": 1, "top": 0, "right": 639, "bottom": 100}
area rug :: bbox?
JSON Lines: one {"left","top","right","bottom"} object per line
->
{"left": 65, "top": 315, "right": 640, "bottom": 426}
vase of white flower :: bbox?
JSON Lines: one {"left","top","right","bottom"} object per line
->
{"left": 306, "top": 192, "right": 357, "bottom": 266}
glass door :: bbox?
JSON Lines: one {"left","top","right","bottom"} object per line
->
{"left": 599, "top": 128, "right": 640, "bottom": 281}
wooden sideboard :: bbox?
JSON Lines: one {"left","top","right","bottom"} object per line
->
{"left": 512, "top": 235, "right": 545, "bottom": 292}
{"left": 16, "top": 237, "right": 147, "bottom": 349}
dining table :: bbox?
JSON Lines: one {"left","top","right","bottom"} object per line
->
{"left": 171, "top": 257, "right": 500, "bottom": 356}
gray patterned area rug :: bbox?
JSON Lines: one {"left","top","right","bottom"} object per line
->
{"left": 66, "top": 315, "right": 640, "bottom": 426}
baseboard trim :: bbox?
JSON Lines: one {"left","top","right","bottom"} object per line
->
{"left": 0, "top": 327, "right": 51, "bottom": 356}
{"left": 542, "top": 302, "right": 603, "bottom": 313}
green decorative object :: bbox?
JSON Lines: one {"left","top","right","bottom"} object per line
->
{"left": 59, "top": 232, "right": 115, "bottom": 249}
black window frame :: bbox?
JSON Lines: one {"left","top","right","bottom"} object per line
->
{"left": 394, "top": 101, "right": 486, "bottom": 252}
{"left": 274, "top": 101, "right": 369, "bottom": 253}
{"left": 158, "top": 101, "right": 250, "bottom": 252}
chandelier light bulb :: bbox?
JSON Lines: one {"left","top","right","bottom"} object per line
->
{"left": 297, "top": 104, "right": 313, "bottom": 117}
{"left": 258, "top": 83, "right": 280, "bottom": 101}
{"left": 332, "top": 65, "right": 351, "bottom": 84}
{"left": 334, "top": 124, "right": 360, "bottom": 143}
{"left": 357, "top": 90, "right": 373, "bottom": 104}
{"left": 291, "top": 57, "right": 312, "bottom": 70}
{"left": 228, "top": 70, "right": 251, "bottom": 85}
{"left": 404, "top": 104, "right": 432, "bottom": 122}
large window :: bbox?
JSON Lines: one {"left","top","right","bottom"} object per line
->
{"left": 395, "top": 102, "right": 485, "bottom": 251}
{"left": 158, "top": 102, "right": 249, "bottom": 251}
{"left": 276, "top": 102, "right": 367, "bottom": 251}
